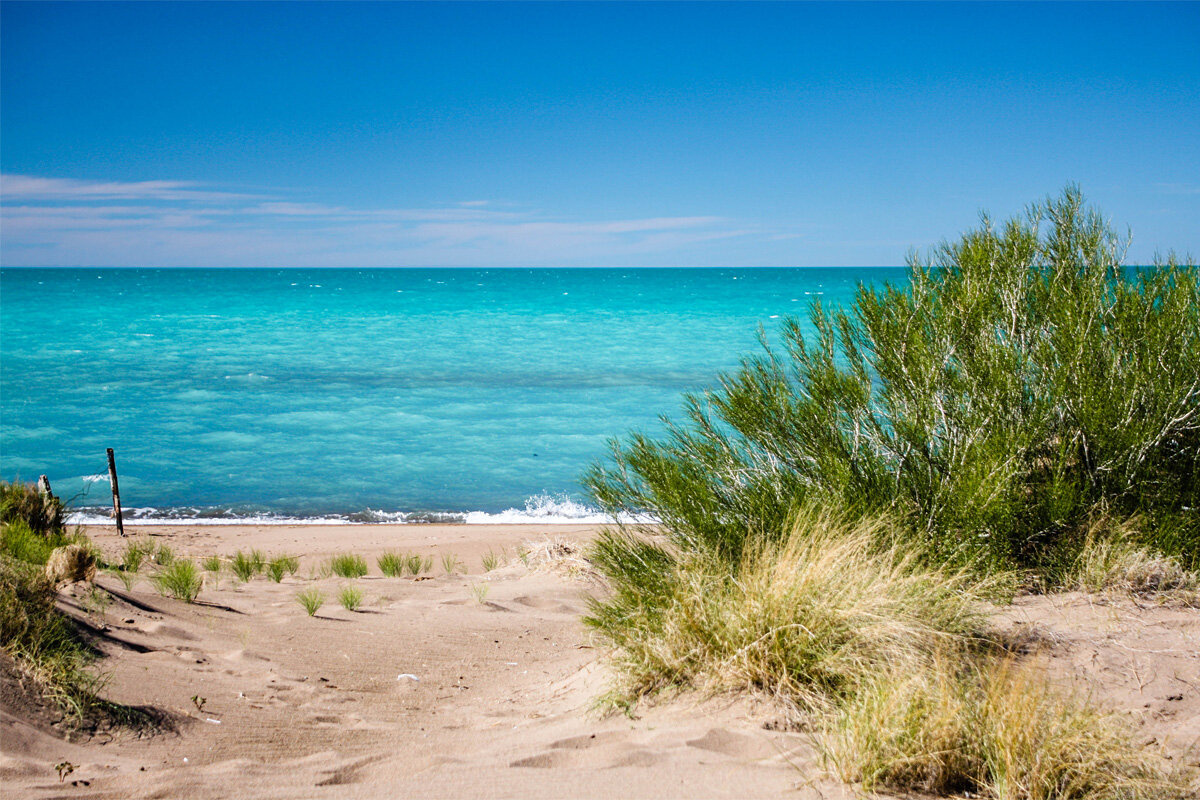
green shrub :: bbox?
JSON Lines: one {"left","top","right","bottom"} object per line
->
{"left": 151, "top": 560, "right": 202, "bottom": 603}
{"left": 327, "top": 553, "right": 368, "bottom": 579}
{"left": 0, "top": 556, "right": 98, "bottom": 719}
{"left": 585, "top": 188, "right": 1199, "bottom": 577}
{"left": 2, "top": 519, "right": 75, "bottom": 565}
{"left": 151, "top": 543, "right": 173, "bottom": 567}
{"left": 0, "top": 482, "right": 64, "bottom": 538}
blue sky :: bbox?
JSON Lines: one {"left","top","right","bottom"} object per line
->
{"left": 2, "top": 1, "right": 1197, "bottom": 267}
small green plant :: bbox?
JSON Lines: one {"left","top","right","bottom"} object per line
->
{"left": 151, "top": 560, "right": 202, "bottom": 603}
{"left": 296, "top": 587, "right": 325, "bottom": 616}
{"left": 406, "top": 553, "right": 426, "bottom": 576}
{"left": 516, "top": 545, "right": 531, "bottom": 567}
{"left": 121, "top": 538, "right": 155, "bottom": 572}
{"left": 151, "top": 543, "right": 173, "bottom": 567}
{"left": 201, "top": 555, "right": 222, "bottom": 574}
{"left": 230, "top": 551, "right": 257, "bottom": 582}
{"left": 266, "top": 555, "right": 298, "bottom": 583}
{"left": 481, "top": 548, "right": 503, "bottom": 572}
{"left": 249, "top": 549, "right": 266, "bottom": 574}
{"left": 82, "top": 586, "right": 112, "bottom": 620}
{"left": 327, "top": 553, "right": 368, "bottom": 579}
{"left": 338, "top": 585, "right": 364, "bottom": 611}
{"left": 440, "top": 552, "right": 462, "bottom": 574}
{"left": 377, "top": 551, "right": 405, "bottom": 577}
{"left": 107, "top": 567, "right": 136, "bottom": 592}
{"left": 191, "top": 694, "right": 207, "bottom": 713}
{"left": 421, "top": 555, "right": 433, "bottom": 573}
{"left": 469, "top": 583, "right": 490, "bottom": 604}
{"left": 55, "top": 760, "right": 75, "bottom": 783}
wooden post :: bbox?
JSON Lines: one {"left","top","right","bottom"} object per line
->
{"left": 37, "top": 474, "right": 52, "bottom": 498}
{"left": 106, "top": 448, "right": 125, "bottom": 537}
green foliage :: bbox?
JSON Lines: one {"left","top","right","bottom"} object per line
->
{"left": 151, "top": 543, "right": 173, "bottom": 567}
{"left": 201, "top": 555, "right": 222, "bottom": 574}
{"left": 480, "top": 548, "right": 502, "bottom": 572}
{"left": 230, "top": 551, "right": 258, "bottom": 582}
{"left": 0, "top": 556, "right": 99, "bottom": 719}
{"left": 0, "top": 481, "right": 64, "bottom": 538}
{"left": 585, "top": 188, "right": 1199, "bottom": 577}
{"left": 265, "top": 554, "right": 298, "bottom": 582}
{"left": 121, "top": 539, "right": 156, "bottom": 572}
{"left": 151, "top": 560, "right": 202, "bottom": 603}
{"left": 377, "top": 551, "right": 404, "bottom": 577}
{"left": 296, "top": 587, "right": 325, "bottom": 616}
{"left": 327, "top": 553, "right": 368, "bottom": 579}
{"left": 440, "top": 552, "right": 462, "bottom": 574}
{"left": 2, "top": 519, "right": 77, "bottom": 565}
{"left": 337, "top": 585, "right": 363, "bottom": 611}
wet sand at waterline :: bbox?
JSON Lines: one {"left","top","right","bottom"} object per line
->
{"left": 2, "top": 524, "right": 1197, "bottom": 798}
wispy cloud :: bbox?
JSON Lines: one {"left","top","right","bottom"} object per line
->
{"left": 1, "top": 173, "right": 762, "bottom": 266}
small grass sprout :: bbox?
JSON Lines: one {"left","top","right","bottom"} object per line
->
{"left": 107, "top": 567, "right": 136, "bottom": 592}
{"left": 266, "top": 555, "right": 298, "bottom": 583}
{"left": 469, "top": 583, "right": 490, "bottom": 604}
{"left": 296, "top": 587, "right": 325, "bottom": 616}
{"left": 338, "top": 585, "right": 364, "bottom": 611}
{"left": 151, "top": 543, "right": 173, "bottom": 567}
{"left": 440, "top": 552, "right": 462, "bottom": 574}
{"left": 248, "top": 549, "right": 266, "bottom": 574}
{"left": 406, "top": 553, "right": 427, "bottom": 576}
{"left": 151, "top": 559, "right": 202, "bottom": 603}
{"left": 201, "top": 555, "right": 222, "bottom": 574}
{"left": 480, "top": 548, "right": 503, "bottom": 572}
{"left": 121, "top": 538, "right": 155, "bottom": 572}
{"left": 230, "top": 551, "right": 258, "bottom": 582}
{"left": 327, "top": 553, "right": 368, "bottom": 579}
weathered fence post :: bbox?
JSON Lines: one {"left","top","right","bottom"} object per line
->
{"left": 106, "top": 448, "right": 125, "bottom": 537}
{"left": 37, "top": 474, "right": 52, "bottom": 498}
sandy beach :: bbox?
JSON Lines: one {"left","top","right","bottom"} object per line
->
{"left": 1, "top": 523, "right": 1195, "bottom": 799}
{"left": 2, "top": 523, "right": 842, "bottom": 799}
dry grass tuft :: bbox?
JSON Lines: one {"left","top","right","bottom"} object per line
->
{"left": 822, "top": 657, "right": 1192, "bottom": 799}
{"left": 522, "top": 536, "right": 599, "bottom": 582}
{"left": 1071, "top": 533, "right": 1197, "bottom": 601}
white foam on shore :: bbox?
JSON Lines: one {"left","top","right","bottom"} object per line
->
{"left": 67, "top": 494, "right": 655, "bottom": 526}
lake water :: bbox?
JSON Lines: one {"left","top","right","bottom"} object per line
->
{"left": 0, "top": 267, "right": 904, "bottom": 523}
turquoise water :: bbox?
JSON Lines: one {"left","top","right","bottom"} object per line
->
{"left": 1, "top": 268, "right": 904, "bottom": 522}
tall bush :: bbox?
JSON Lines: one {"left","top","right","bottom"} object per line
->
{"left": 584, "top": 188, "right": 1198, "bottom": 574}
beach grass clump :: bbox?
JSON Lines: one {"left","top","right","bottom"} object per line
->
{"left": 150, "top": 559, "right": 202, "bottom": 603}
{"left": 230, "top": 550, "right": 259, "bottom": 582}
{"left": 201, "top": 555, "right": 222, "bottom": 574}
{"left": 584, "top": 188, "right": 1199, "bottom": 580}
{"left": 0, "top": 481, "right": 65, "bottom": 538}
{"left": 337, "top": 585, "right": 363, "bottom": 611}
{"left": 327, "top": 553, "right": 368, "bottom": 579}
{"left": 0, "top": 556, "right": 100, "bottom": 720}
{"left": 1066, "top": 518, "right": 1198, "bottom": 600}
{"left": 296, "top": 587, "right": 325, "bottom": 616}
{"left": 107, "top": 567, "right": 137, "bottom": 592}
{"left": 377, "top": 551, "right": 404, "bottom": 577}
{"left": 121, "top": 538, "right": 156, "bottom": 573}
{"left": 821, "top": 658, "right": 1190, "bottom": 799}
{"left": 440, "top": 552, "right": 462, "bottom": 575}
{"left": 480, "top": 548, "right": 503, "bottom": 572}
{"left": 266, "top": 554, "right": 298, "bottom": 583}
{"left": 587, "top": 509, "right": 990, "bottom": 713}
{"left": 151, "top": 543, "right": 174, "bottom": 567}
{"left": 2, "top": 519, "right": 78, "bottom": 566}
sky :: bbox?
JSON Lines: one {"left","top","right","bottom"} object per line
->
{"left": 1, "top": 1, "right": 1197, "bottom": 268}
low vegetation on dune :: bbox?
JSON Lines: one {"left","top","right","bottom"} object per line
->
{"left": 0, "top": 482, "right": 103, "bottom": 721}
{"left": 583, "top": 189, "right": 1199, "bottom": 797}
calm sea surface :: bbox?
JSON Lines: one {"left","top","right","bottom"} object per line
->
{"left": 1, "top": 268, "right": 904, "bottom": 523}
